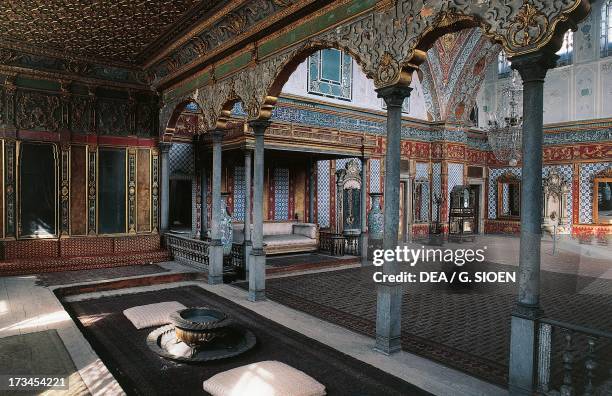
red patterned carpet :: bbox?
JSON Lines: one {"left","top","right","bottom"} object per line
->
{"left": 237, "top": 261, "right": 612, "bottom": 386}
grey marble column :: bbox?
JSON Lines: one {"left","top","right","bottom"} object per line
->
{"left": 243, "top": 149, "right": 253, "bottom": 276}
{"left": 159, "top": 142, "right": 172, "bottom": 233}
{"left": 208, "top": 130, "right": 224, "bottom": 284}
{"left": 200, "top": 154, "right": 208, "bottom": 240}
{"left": 309, "top": 158, "right": 315, "bottom": 223}
{"left": 508, "top": 51, "right": 557, "bottom": 395}
{"left": 360, "top": 157, "right": 369, "bottom": 265}
{"left": 248, "top": 120, "right": 270, "bottom": 302}
{"left": 403, "top": 180, "right": 411, "bottom": 243}
{"left": 375, "top": 85, "right": 412, "bottom": 355}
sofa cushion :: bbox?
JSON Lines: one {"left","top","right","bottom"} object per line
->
{"left": 292, "top": 223, "right": 317, "bottom": 239}
{"left": 264, "top": 235, "right": 316, "bottom": 248}
{"left": 263, "top": 222, "right": 294, "bottom": 236}
{"left": 202, "top": 360, "right": 326, "bottom": 396}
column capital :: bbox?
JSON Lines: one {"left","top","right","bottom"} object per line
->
{"left": 159, "top": 142, "right": 173, "bottom": 153}
{"left": 248, "top": 119, "right": 271, "bottom": 135}
{"left": 209, "top": 129, "right": 224, "bottom": 142}
{"left": 376, "top": 85, "right": 412, "bottom": 108}
{"left": 510, "top": 51, "right": 558, "bottom": 83}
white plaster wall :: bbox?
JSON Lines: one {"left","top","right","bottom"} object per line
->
{"left": 477, "top": 4, "right": 612, "bottom": 125}
{"left": 281, "top": 57, "right": 428, "bottom": 120}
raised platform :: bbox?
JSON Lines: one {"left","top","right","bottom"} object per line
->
{"left": 0, "top": 235, "right": 170, "bottom": 276}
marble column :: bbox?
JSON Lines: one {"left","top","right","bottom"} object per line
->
{"left": 200, "top": 167, "right": 208, "bottom": 240}
{"left": 248, "top": 120, "right": 270, "bottom": 302}
{"left": 243, "top": 149, "right": 253, "bottom": 276}
{"left": 309, "top": 158, "right": 315, "bottom": 223}
{"left": 159, "top": 142, "right": 172, "bottom": 233}
{"left": 375, "top": 85, "right": 412, "bottom": 355}
{"left": 208, "top": 130, "right": 224, "bottom": 285}
{"left": 360, "top": 157, "right": 369, "bottom": 265}
{"left": 508, "top": 51, "right": 557, "bottom": 395}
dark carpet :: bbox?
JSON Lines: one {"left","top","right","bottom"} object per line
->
{"left": 65, "top": 285, "right": 430, "bottom": 396}
{"left": 237, "top": 261, "right": 612, "bottom": 386}
{"left": 266, "top": 253, "right": 356, "bottom": 268}
{"left": 36, "top": 264, "right": 169, "bottom": 286}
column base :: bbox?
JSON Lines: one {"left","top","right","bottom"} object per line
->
{"left": 375, "top": 283, "right": 402, "bottom": 355}
{"left": 509, "top": 305, "right": 541, "bottom": 395}
{"left": 208, "top": 241, "right": 224, "bottom": 285}
{"left": 248, "top": 249, "right": 266, "bottom": 302}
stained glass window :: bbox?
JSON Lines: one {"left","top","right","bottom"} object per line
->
{"left": 308, "top": 49, "right": 352, "bottom": 101}
{"left": 602, "top": 0, "right": 612, "bottom": 58}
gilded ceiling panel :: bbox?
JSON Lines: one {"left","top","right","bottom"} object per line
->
{"left": 0, "top": 1, "right": 211, "bottom": 64}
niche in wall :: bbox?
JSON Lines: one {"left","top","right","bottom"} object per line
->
{"left": 98, "top": 148, "right": 127, "bottom": 234}
{"left": 497, "top": 173, "right": 521, "bottom": 219}
{"left": 19, "top": 142, "right": 57, "bottom": 238}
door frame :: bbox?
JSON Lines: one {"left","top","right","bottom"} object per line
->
{"left": 467, "top": 178, "right": 486, "bottom": 234}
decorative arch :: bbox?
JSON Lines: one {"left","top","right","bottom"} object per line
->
{"left": 160, "top": 99, "right": 205, "bottom": 142}
{"left": 162, "top": 0, "right": 591, "bottom": 124}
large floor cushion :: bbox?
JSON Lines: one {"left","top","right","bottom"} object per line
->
{"left": 123, "top": 301, "right": 186, "bottom": 329}
{"left": 202, "top": 360, "right": 326, "bottom": 396}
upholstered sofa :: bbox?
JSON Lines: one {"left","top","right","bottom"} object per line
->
{"left": 232, "top": 222, "right": 319, "bottom": 255}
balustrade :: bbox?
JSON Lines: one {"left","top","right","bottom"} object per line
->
{"left": 536, "top": 318, "right": 612, "bottom": 395}
{"left": 165, "top": 233, "right": 210, "bottom": 271}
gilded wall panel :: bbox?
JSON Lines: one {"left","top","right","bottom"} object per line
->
{"left": 137, "top": 148, "right": 152, "bottom": 233}
{"left": 70, "top": 145, "right": 87, "bottom": 236}
{"left": 4, "top": 141, "right": 16, "bottom": 238}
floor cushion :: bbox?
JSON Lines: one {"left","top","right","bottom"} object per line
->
{"left": 202, "top": 360, "right": 326, "bottom": 396}
{"left": 123, "top": 301, "right": 186, "bottom": 329}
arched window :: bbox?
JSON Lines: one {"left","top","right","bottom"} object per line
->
{"left": 556, "top": 31, "right": 573, "bottom": 67}
{"left": 497, "top": 50, "right": 511, "bottom": 78}
{"left": 602, "top": 0, "right": 612, "bottom": 57}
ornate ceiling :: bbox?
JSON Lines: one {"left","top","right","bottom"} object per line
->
{"left": 0, "top": 1, "right": 223, "bottom": 65}
{"left": 420, "top": 29, "right": 499, "bottom": 123}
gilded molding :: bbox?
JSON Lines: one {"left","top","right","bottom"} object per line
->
{"left": 128, "top": 148, "right": 137, "bottom": 233}
{"left": 87, "top": 147, "right": 97, "bottom": 235}
{"left": 4, "top": 140, "right": 15, "bottom": 238}
{"left": 60, "top": 145, "right": 70, "bottom": 236}
{"left": 151, "top": 150, "right": 159, "bottom": 232}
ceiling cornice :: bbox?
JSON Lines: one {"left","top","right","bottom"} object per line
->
{"left": 142, "top": 0, "right": 250, "bottom": 68}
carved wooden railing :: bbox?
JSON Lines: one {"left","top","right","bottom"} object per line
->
{"left": 165, "top": 233, "right": 210, "bottom": 271}
{"left": 319, "top": 231, "right": 360, "bottom": 256}
{"left": 537, "top": 318, "right": 612, "bottom": 395}
{"left": 344, "top": 234, "right": 360, "bottom": 256}
{"left": 230, "top": 243, "right": 245, "bottom": 278}
{"left": 319, "top": 231, "right": 344, "bottom": 256}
